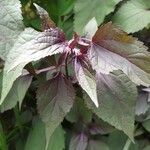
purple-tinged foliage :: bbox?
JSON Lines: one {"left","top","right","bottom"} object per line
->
{"left": 1, "top": 3, "right": 150, "bottom": 147}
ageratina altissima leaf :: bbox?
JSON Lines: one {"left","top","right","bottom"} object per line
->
{"left": 37, "top": 73, "right": 75, "bottom": 143}
{"left": 88, "top": 22, "right": 150, "bottom": 87}
{"left": 1, "top": 27, "right": 66, "bottom": 104}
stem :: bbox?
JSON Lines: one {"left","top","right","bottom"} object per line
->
{"left": 123, "top": 138, "right": 132, "bottom": 150}
{"left": 65, "top": 54, "right": 69, "bottom": 78}
{"left": 36, "top": 66, "right": 56, "bottom": 74}
{"left": 23, "top": 66, "right": 56, "bottom": 76}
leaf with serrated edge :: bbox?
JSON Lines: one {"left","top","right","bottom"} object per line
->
{"left": 37, "top": 73, "right": 75, "bottom": 147}
{"left": 1, "top": 28, "right": 66, "bottom": 104}
{"left": 88, "top": 22, "right": 150, "bottom": 86}
{"left": 74, "top": 57, "right": 98, "bottom": 107}
{"left": 74, "top": 0, "right": 121, "bottom": 34}
{"left": 85, "top": 71, "right": 137, "bottom": 140}
{"left": 66, "top": 97, "right": 92, "bottom": 123}
{"left": 113, "top": 0, "right": 150, "bottom": 33}
{"left": 0, "top": 0, "right": 24, "bottom": 60}
{"left": 0, "top": 74, "right": 33, "bottom": 112}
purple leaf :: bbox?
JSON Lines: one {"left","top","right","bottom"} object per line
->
{"left": 85, "top": 71, "right": 137, "bottom": 140}
{"left": 69, "top": 133, "right": 88, "bottom": 150}
{"left": 9, "top": 28, "right": 66, "bottom": 71}
{"left": 37, "top": 73, "right": 75, "bottom": 138}
{"left": 74, "top": 57, "right": 98, "bottom": 107}
{"left": 88, "top": 22, "right": 150, "bottom": 86}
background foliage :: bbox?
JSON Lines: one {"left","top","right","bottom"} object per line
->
{"left": 0, "top": 0, "right": 150, "bottom": 150}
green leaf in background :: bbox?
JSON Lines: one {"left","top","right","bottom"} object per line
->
{"left": 0, "top": 74, "right": 33, "bottom": 112}
{"left": 0, "top": 0, "right": 24, "bottom": 60}
{"left": 66, "top": 97, "right": 92, "bottom": 123}
{"left": 0, "top": 122, "right": 8, "bottom": 150}
{"left": 48, "top": 0, "right": 75, "bottom": 16}
{"left": 113, "top": 0, "right": 150, "bottom": 33}
{"left": 74, "top": 0, "right": 121, "bottom": 34}
{"left": 108, "top": 131, "right": 127, "bottom": 150}
{"left": 62, "top": 16, "right": 74, "bottom": 39}
{"left": 25, "top": 118, "right": 46, "bottom": 150}
{"left": 143, "top": 145, "right": 150, "bottom": 150}
{"left": 108, "top": 130, "right": 139, "bottom": 150}
{"left": 47, "top": 126, "right": 65, "bottom": 150}
{"left": 87, "top": 140, "right": 109, "bottom": 150}
{"left": 83, "top": 17, "right": 98, "bottom": 39}
{"left": 85, "top": 71, "right": 137, "bottom": 140}
{"left": 142, "top": 119, "right": 150, "bottom": 132}
{"left": 25, "top": 118, "right": 65, "bottom": 150}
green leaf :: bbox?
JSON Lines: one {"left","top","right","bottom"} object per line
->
{"left": 66, "top": 97, "right": 92, "bottom": 123}
{"left": 25, "top": 118, "right": 46, "bottom": 150}
{"left": 84, "top": 71, "right": 137, "bottom": 140}
{"left": 0, "top": 74, "right": 33, "bottom": 112}
{"left": 0, "top": 0, "right": 24, "bottom": 60}
{"left": 74, "top": 0, "right": 121, "bottom": 34}
{"left": 87, "top": 140, "right": 109, "bottom": 150}
{"left": 37, "top": 73, "right": 75, "bottom": 147}
{"left": 0, "top": 122, "right": 8, "bottom": 150}
{"left": 108, "top": 131, "right": 127, "bottom": 150}
{"left": 25, "top": 117, "right": 65, "bottom": 150}
{"left": 83, "top": 17, "right": 98, "bottom": 39}
{"left": 47, "top": 126, "right": 65, "bottom": 150}
{"left": 142, "top": 119, "right": 150, "bottom": 132}
{"left": 108, "top": 130, "right": 139, "bottom": 150}
{"left": 45, "top": 0, "right": 75, "bottom": 16}
{"left": 143, "top": 145, "right": 150, "bottom": 150}
{"left": 113, "top": 0, "right": 150, "bottom": 33}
